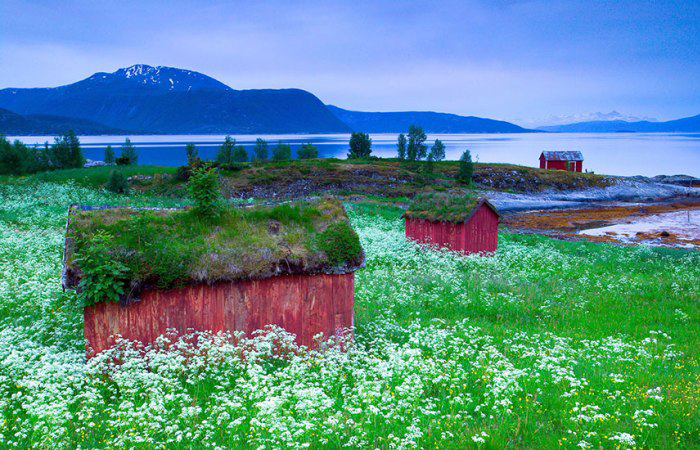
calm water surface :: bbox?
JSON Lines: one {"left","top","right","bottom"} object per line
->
{"left": 9, "top": 133, "right": 700, "bottom": 177}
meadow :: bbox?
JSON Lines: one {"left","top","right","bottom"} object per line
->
{"left": 0, "top": 180, "right": 699, "bottom": 448}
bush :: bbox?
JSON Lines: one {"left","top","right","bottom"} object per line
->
{"left": 105, "top": 170, "right": 129, "bottom": 194}
{"left": 175, "top": 166, "right": 192, "bottom": 182}
{"left": 188, "top": 165, "right": 222, "bottom": 219}
{"left": 75, "top": 231, "right": 130, "bottom": 306}
{"left": 348, "top": 132, "right": 372, "bottom": 159}
{"left": 317, "top": 222, "right": 362, "bottom": 267}
{"left": 186, "top": 143, "right": 199, "bottom": 166}
{"left": 0, "top": 136, "right": 49, "bottom": 175}
{"left": 115, "top": 156, "right": 132, "bottom": 166}
{"left": 297, "top": 143, "right": 318, "bottom": 159}
{"left": 272, "top": 142, "right": 291, "bottom": 161}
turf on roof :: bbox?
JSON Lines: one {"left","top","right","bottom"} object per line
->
{"left": 404, "top": 192, "right": 490, "bottom": 223}
{"left": 63, "top": 199, "right": 364, "bottom": 300}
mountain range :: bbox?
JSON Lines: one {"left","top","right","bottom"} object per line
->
{"left": 538, "top": 115, "right": 700, "bottom": 132}
{"left": 0, "top": 64, "right": 531, "bottom": 135}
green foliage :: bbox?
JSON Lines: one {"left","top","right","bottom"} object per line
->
{"left": 187, "top": 165, "right": 222, "bottom": 219}
{"left": 397, "top": 133, "right": 407, "bottom": 160}
{"left": 407, "top": 125, "right": 427, "bottom": 161}
{"left": 120, "top": 138, "right": 138, "bottom": 165}
{"left": 104, "top": 145, "right": 115, "bottom": 164}
{"left": 297, "top": 143, "right": 318, "bottom": 160}
{"left": 405, "top": 191, "right": 481, "bottom": 222}
{"left": 424, "top": 153, "right": 435, "bottom": 174}
{"left": 272, "top": 142, "right": 291, "bottom": 161}
{"left": 317, "top": 221, "right": 363, "bottom": 266}
{"left": 0, "top": 136, "right": 49, "bottom": 175}
{"left": 186, "top": 143, "right": 199, "bottom": 166}
{"left": 457, "top": 149, "right": 474, "bottom": 185}
{"left": 217, "top": 136, "right": 235, "bottom": 164}
{"left": 74, "top": 231, "right": 130, "bottom": 306}
{"left": 348, "top": 132, "right": 372, "bottom": 159}
{"left": 175, "top": 165, "right": 192, "bottom": 182}
{"left": 51, "top": 130, "right": 85, "bottom": 169}
{"left": 429, "top": 139, "right": 445, "bottom": 161}
{"left": 232, "top": 145, "right": 249, "bottom": 163}
{"left": 105, "top": 170, "right": 129, "bottom": 194}
{"left": 253, "top": 138, "right": 269, "bottom": 161}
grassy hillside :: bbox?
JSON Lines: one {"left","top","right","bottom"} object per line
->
{"left": 0, "top": 181, "right": 697, "bottom": 448}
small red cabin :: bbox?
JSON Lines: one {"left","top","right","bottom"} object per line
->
{"left": 539, "top": 151, "right": 584, "bottom": 172}
{"left": 62, "top": 201, "right": 364, "bottom": 356}
{"left": 405, "top": 194, "right": 500, "bottom": 254}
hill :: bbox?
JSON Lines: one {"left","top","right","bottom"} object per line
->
{"left": 0, "top": 107, "right": 127, "bottom": 135}
{"left": 0, "top": 65, "right": 351, "bottom": 134}
{"left": 538, "top": 114, "right": 700, "bottom": 132}
{"left": 327, "top": 105, "right": 533, "bottom": 133}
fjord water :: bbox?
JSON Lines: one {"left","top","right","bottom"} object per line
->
{"left": 10, "top": 132, "right": 700, "bottom": 177}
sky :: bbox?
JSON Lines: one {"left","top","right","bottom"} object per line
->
{"left": 1, "top": 0, "right": 699, "bottom": 127}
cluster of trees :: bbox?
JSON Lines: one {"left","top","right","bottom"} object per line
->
{"left": 0, "top": 131, "right": 85, "bottom": 176}
{"left": 182, "top": 136, "right": 319, "bottom": 167}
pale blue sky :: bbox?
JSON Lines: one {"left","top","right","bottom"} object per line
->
{"left": 1, "top": 0, "right": 699, "bottom": 126}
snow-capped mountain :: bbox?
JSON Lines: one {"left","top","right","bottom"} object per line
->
{"left": 78, "top": 64, "right": 233, "bottom": 92}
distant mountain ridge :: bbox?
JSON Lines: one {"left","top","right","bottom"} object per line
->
{"left": 538, "top": 114, "right": 700, "bottom": 132}
{"left": 0, "top": 64, "right": 350, "bottom": 134}
{"left": 327, "top": 105, "right": 532, "bottom": 133}
{"left": 0, "top": 107, "right": 128, "bottom": 135}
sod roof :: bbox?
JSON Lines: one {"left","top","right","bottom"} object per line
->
{"left": 62, "top": 199, "right": 364, "bottom": 298}
{"left": 404, "top": 192, "right": 499, "bottom": 223}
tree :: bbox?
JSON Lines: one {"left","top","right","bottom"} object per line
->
{"left": 106, "top": 169, "right": 129, "bottom": 194}
{"left": 120, "top": 138, "right": 138, "bottom": 165}
{"left": 186, "top": 143, "right": 199, "bottom": 166}
{"left": 253, "top": 138, "right": 268, "bottom": 161}
{"left": 0, "top": 137, "right": 48, "bottom": 175}
{"left": 457, "top": 149, "right": 474, "bottom": 185}
{"left": 104, "top": 145, "right": 115, "bottom": 164}
{"left": 232, "top": 145, "right": 248, "bottom": 163}
{"left": 51, "top": 130, "right": 84, "bottom": 169}
{"left": 397, "top": 133, "right": 407, "bottom": 160}
{"left": 297, "top": 143, "right": 318, "bottom": 159}
{"left": 429, "top": 139, "right": 445, "bottom": 162}
{"left": 272, "top": 142, "right": 291, "bottom": 161}
{"left": 425, "top": 153, "right": 435, "bottom": 174}
{"left": 407, "top": 125, "right": 427, "bottom": 161}
{"left": 188, "top": 165, "right": 222, "bottom": 219}
{"left": 348, "top": 132, "right": 372, "bottom": 159}
{"left": 216, "top": 136, "right": 235, "bottom": 165}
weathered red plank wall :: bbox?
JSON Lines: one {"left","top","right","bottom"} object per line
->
{"left": 84, "top": 273, "right": 354, "bottom": 355}
{"left": 539, "top": 159, "right": 582, "bottom": 172}
{"left": 405, "top": 205, "right": 499, "bottom": 254}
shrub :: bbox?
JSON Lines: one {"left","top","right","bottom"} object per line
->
{"left": 272, "top": 142, "right": 291, "bottom": 161}
{"left": 297, "top": 143, "right": 318, "bottom": 159}
{"left": 74, "top": 231, "right": 130, "bottom": 306}
{"left": 457, "top": 149, "right": 474, "bottom": 185}
{"left": 175, "top": 166, "right": 192, "bottom": 182}
{"left": 115, "top": 156, "right": 131, "bottom": 166}
{"left": 186, "top": 143, "right": 199, "bottom": 166}
{"left": 348, "top": 132, "right": 372, "bottom": 159}
{"left": 105, "top": 170, "right": 129, "bottom": 194}
{"left": 188, "top": 165, "right": 222, "bottom": 219}
{"left": 317, "top": 222, "right": 362, "bottom": 267}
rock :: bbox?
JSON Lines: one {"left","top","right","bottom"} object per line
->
{"left": 84, "top": 159, "right": 113, "bottom": 168}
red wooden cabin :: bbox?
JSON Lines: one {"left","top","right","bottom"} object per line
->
{"left": 62, "top": 203, "right": 364, "bottom": 357}
{"left": 405, "top": 197, "right": 500, "bottom": 254}
{"left": 539, "top": 151, "right": 584, "bottom": 172}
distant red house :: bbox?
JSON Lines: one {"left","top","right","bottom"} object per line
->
{"left": 539, "top": 151, "right": 584, "bottom": 172}
{"left": 405, "top": 197, "right": 500, "bottom": 254}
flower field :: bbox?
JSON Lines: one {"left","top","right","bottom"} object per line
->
{"left": 1, "top": 182, "right": 699, "bottom": 449}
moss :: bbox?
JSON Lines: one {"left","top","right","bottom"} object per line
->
{"left": 404, "top": 191, "right": 485, "bottom": 223}
{"left": 65, "top": 199, "right": 364, "bottom": 302}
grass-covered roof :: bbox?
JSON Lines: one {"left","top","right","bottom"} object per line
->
{"left": 63, "top": 199, "right": 364, "bottom": 302}
{"left": 404, "top": 192, "right": 499, "bottom": 223}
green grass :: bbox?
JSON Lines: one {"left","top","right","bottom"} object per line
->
{"left": 13, "top": 165, "right": 178, "bottom": 187}
{"left": 0, "top": 183, "right": 698, "bottom": 448}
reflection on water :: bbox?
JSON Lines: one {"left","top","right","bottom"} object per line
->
{"left": 9, "top": 132, "right": 700, "bottom": 177}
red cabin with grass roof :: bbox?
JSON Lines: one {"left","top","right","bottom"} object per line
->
{"left": 62, "top": 201, "right": 364, "bottom": 357}
{"left": 539, "top": 151, "right": 584, "bottom": 172}
{"left": 405, "top": 194, "right": 500, "bottom": 255}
